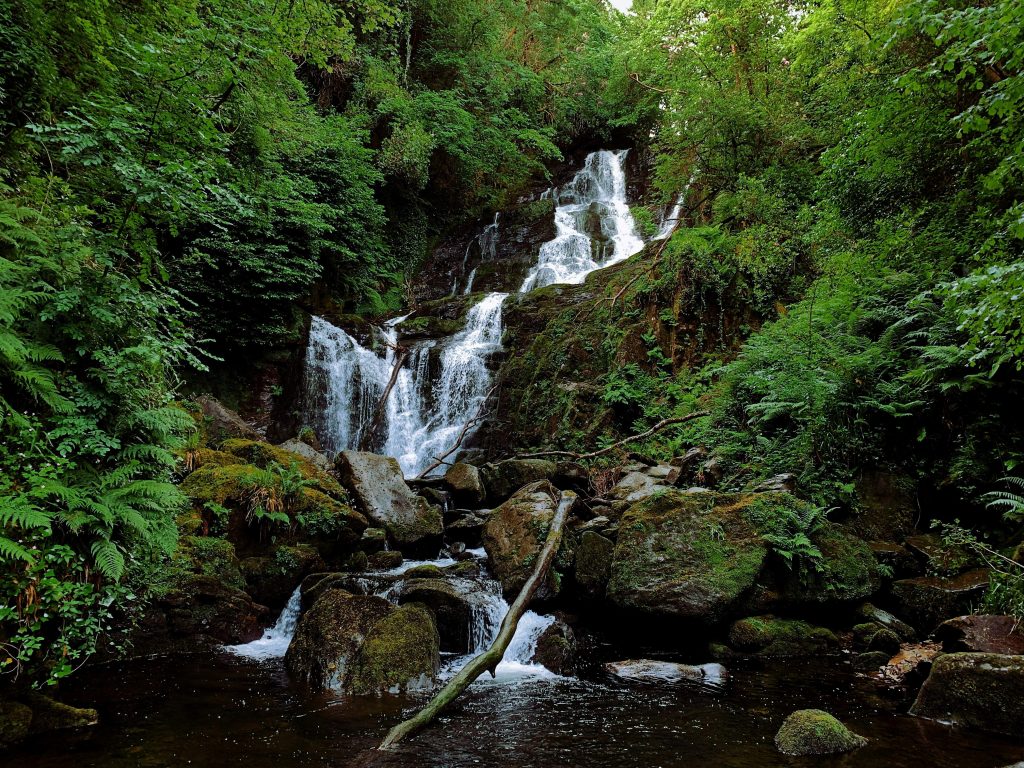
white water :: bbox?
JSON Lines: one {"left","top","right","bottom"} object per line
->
{"left": 224, "top": 586, "right": 303, "bottom": 660}
{"left": 520, "top": 149, "right": 644, "bottom": 292}
{"left": 654, "top": 194, "right": 685, "bottom": 240}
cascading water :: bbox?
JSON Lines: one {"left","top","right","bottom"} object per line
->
{"left": 520, "top": 149, "right": 644, "bottom": 292}
{"left": 224, "top": 586, "right": 303, "bottom": 660}
{"left": 654, "top": 194, "right": 685, "bottom": 240}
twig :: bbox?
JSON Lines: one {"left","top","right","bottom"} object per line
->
{"left": 516, "top": 411, "right": 709, "bottom": 460}
{"left": 414, "top": 386, "right": 497, "bottom": 479}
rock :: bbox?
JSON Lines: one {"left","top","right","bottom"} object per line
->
{"left": 300, "top": 572, "right": 359, "bottom": 609}
{"left": 910, "top": 653, "right": 1024, "bottom": 736}
{"left": 367, "top": 551, "right": 403, "bottom": 570}
{"left": 697, "top": 455, "right": 724, "bottom": 487}
{"left": 879, "top": 642, "right": 942, "bottom": 686}
{"left": 195, "top": 394, "right": 262, "bottom": 444}
{"left": 853, "top": 651, "right": 892, "bottom": 672}
{"left": 858, "top": 603, "right": 916, "bottom": 641}
{"left": 866, "top": 628, "right": 902, "bottom": 655}
{"left": 162, "top": 573, "right": 270, "bottom": 645}
{"left": 868, "top": 540, "right": 920, "bottom": 578}
{"left": 445, "top": 463, "right": 487, "bottom": 507}
{"left": 447, "top": 560, "right": 481, "bottom": 578}
{"left": 396, "top": 578, "right": 476, "bottom": 653}
{"left": 605, "top": 659, "right": 728, "bottom": 687}
{"left": 849, "top": 470, "right": 916, "bottom": 540}
{"left": 285, "top": 589, "right": 393, "bottom": 691}
{"left": 419, "top": 487, "right": 449, "bottom": 511}
{"left": 24, "top": 694, "right": 98, "bottom": 735}
{"left": 778, "top": 524, "right": 879, "bottom": 606}
{"left": 482, "top": 481, "right": 567, "bottom": 600}
{"left": 479, "top": 459, "right": 557, "bottom": 504}
{"left": 726, "top": 616, "right": 839, "bottom": 657}
{"left": 552, "top": 461, "right": 591, "bottom": 493}
{"left": 297, "top": 425, "right": 321, "bottom": 451}
{"left": 239, "top": 544, "right": 325, "bottom": 609}
{"left": 0, "top": 701, "right": 32, "bottom": 746}
{"left": 645, "top": 463, "right": 675, "bottom": 480}
{"left": 753, "top": 473, "right": 797, "bottom": 493}
{"left": 277, "top": 438, "right": 333, "bottom": 474}
{"left": 891, "top": 569, "right": 990, "bottom": 632}
{"left": 606, "top": 471, "right": 663, "bottom": 503}
{"left": 335, "top": 451, "right": 443, "bottom": 552}
{"left": 402, "top": 564, "right": 446, "bottom": 579}
{"left": 574, "top": 531, "right": 614, "bottom": 597}
{"left": 774, "top": 709, "right": 867, "bottom": 755}
{"left": 935, "top": 615, "right": 1024, "bottom": 654}
{"left": 349, "top": 603, "right": 440, "bottom": 695}
{"left": 668, "top": 447, "right": 707, "bottom": 485}
{"left": 904, "top": 533, "right": 974, "bottom": 572}
{"left": 347, "top": 551, "right": 369, "bottom": 571}
{"left": 532, "top": 619, "right": 576, "bottom": 675}
{"left": 607, "top": 491, "right": 769, "bottom": 624}
{"left": 447, "top": 512, "right": 488, "bottom": 546}
{"left": 359, "top": 527, "right": 388, "bottom": 554}
{"left": 575, "top": 515, "right": 611, "bottom": 533}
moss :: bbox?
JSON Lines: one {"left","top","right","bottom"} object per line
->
{"left": 179, "top": 463, "right": 265, "bottom": 507}
{"left": 367, "top": 551, "right": 404, "bottom": 570}
{"left": 218, "top": 439, "right": 346, "bottom": 499}
{"left": 350, "top": 603, "right": 440, "bottom": 695}
{"left": 0, "top": 701, "right": 32, "bottom": 746}
{"left": 25, "top": 694, "right": 98, "bottom": 734}
{"left": 727, "top": 615, "right": 839, "bottom": 657}
{"left": 176, "top": 536, "right": 245, "bottom": 590}
{"left": 292, "top": 488, "right": 367, "bottom": 538}
{"left": 403, "top": 564, "right": 445, "bottom": 579}
{"left": 775, "top": 709, "right": 867, "bottom": 755}
{"left": 447, "top": 560, "right": 481, "bottom": 578}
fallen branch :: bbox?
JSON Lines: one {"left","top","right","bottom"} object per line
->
{"left": 378, "top": 491, "right": 573, "bottom": 750}
{"left": 359, "top": 346, "right": 407, "bottom": 452}
{"left": 414, "top": 385, "right": 497, "bottom": 479}
{"left": 515, "top": 411, "right": 709, "bottom": 461}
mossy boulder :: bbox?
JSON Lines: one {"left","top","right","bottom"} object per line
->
{"left": 396, "top": 577, "right": 477, "bottom": 653}
{"left": 403, "top": 564, "right": 446, "bottom": 580}
{"left": 175, "top": 536, "right": 246, "bottom": 591}
{"left": 239, "top": 544, "right": 325, "bottom": 609}
{"left": 531, "top": 619, "right": 576, "bottom": 675}
{"left": 367, "top": 550, "right": 404, "bottom": 570}
{"left": 161, "top": 573, "right": 270, "bottom": 645}
{"left": 910, "top": 653, "right": 1024, "bottom": 736}
{"left": 193, "top": 394, "right": 262, "bottom": 445}
{"left": 775, "top": 709, "right": 867, "bottom": 755}
{"left": 479, "top": 459, "right": 557, "bottom": 504}
{"left": 350, "top": 603, "right": 440, "bottom": 695}
{"left": 574, "top": 530, "right": 614, "bottom": 597}
{"left": 891, "top": 569, "right": 990, "bottom": 632}
{"left": 335, "top": 451, "right": 443, "bottom": 553}
{"left": 0, "top": 701, "right": 32, "bottom": 747}
{"left": 481, "top": 481, "right": 565, "bottom": 600}
{"left": 219, "top": 438, "right": 347, "bottom": 499}
{"left": 606, "top": 491, "right": 769, "bottom": 624}
{"left": 444, "top": 462, "right": 487, "bottom": 507}
{"left": 935, "top": 614, "right": 1024, "bottom": 654}
{"left": 726, "top": 616, "right": 839, "bottom": 657}
{"left": 25, "top": 694, "right": 98, "bottom": 735}
{"left": 285, "top": 589, "right": 393, "bottom": 691}
{"left": 778, "top": 524, "right": 879, "bottom": 605}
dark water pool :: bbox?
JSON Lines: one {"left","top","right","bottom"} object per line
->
{"left": 5, "top": 651, "right": 1022, "bottom": 768}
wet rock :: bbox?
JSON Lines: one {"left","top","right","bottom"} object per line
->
{"left": 753, "top": 473, "right": 797, "bottom": 493}
{"left": 300, "top": 572, "right": 358, "bottom": 609}
{"left": 285, "top": 589, "right": 393, "bottom": 691}
{"left": 866, "top": 628, "right": 902, "bottom": 655}
{"left": 606, "top": 471, "right": 663, "bottom": 503}
{"left": 552, "top": 461, "right": 591, "bottom": 493}
{"left": 891, "top": 569, "right": 990, "bottom": 632}
{"left": 25, "top": 694, "right": 99, "bottom": 735}
{"left": 347, "top": 551, "right": 369, "bottom": 571}
{"left": 910, "top": 653, "right": 1024, "bottom": 736}
{"left": 396, "top": 578, "right": 476, "bottom": 653}
{"left": 367, "top": 551, "right": 403, "bottom": 570}
{"left": 359, "top": 528, "right": 387, "bottom": 554}
{"left": 879, "top": 642, "right": 942, "bottom": 687}
{"left": 904, "top": 533, "right": 974, "bottom": 572}
{"left": 853, "top": 651, "right": 892, "bottom": 672}
{"left": 726, "top": 616, "right": 839, "bottom": 657}
{"left": 604, "top": 659, "right": 728, "bottom": 686}
{"left": 935, "top": 615, "right": 1024, "bottom": 655}
{"left": 0, "top": 701, "right": 33, "bottom": 747}
{"left": 697, "top": 455, "right": 724, "bottom": 487}
{"left": 574, "top": 531, "right": 615, "bottom": 597}
{"left": 645, "top": 464, "right": 675, "bottom": 480}
{"left": 445, "top": 560, "right": 481, "bottom": 578}
{"left": 163, "top": 573, "right": 270, "bottom": 645}
{"left": 858, "top": 603, "right": 916, "bottom": 641}
{"left": 777, "top": 525, "right": 879, "bottom": 607}
{"left": 666, "top": 447, "right": 707, "bottom": 485}
{"left": 276, "top": 438, "right": 333, "bottom": 473}
{"left": 239, "top": 544, "right": 325, "bottom": 609}
{"left": 335, "top": 451, "right": 443, "bottom": 552}
{"left": 607, "top": 491, "right": 769, "bottom": 624}
{"left": 445, "top": 463, "right": 486, "bottom": 507}
{"left": 482, "top": 481, "right": 566, "bottom": 600}
{"left": 349, "top": 603, "right": 440, "bottom": 695}
{"left": 447, "top": 512, "right": 488, "bottom": 547}
{"left": 479, "top": 459, "right": 557, "bottom": 504}
{"left": 195, "top": 394, "right": 262, "bottom": 445}
{"left": 575, "top": 515, "right": 611, "bottom": 533}
{"left": 775, "top": 709, "right": 867, "bottom": 755}
{"left": 532, "top": 619, "right": 576, "bottom": 675}
{"left": 402, "top": 564, "right": 446, "bottom": 580}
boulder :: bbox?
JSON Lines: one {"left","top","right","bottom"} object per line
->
{"left": 726, "top": 616, "right": 839, "bottom": 657}
{"left": 606, "top": 471, "right": 663, "bottom": 503}
{"left": 367, "top": 551, "right": 403, "bottom": 570}
{"left": 935, "top": 615, "right": 1024, "bottom": 654}
{"left": 396, "top": 578, "right": 476, "bottom": 653}
{"left": 774, "top": 709, "right": 867, "bottom": 755}
{"left": 482, "top": 481, "right": 567, "bottom": 600}
{"left": 335, "top": 451, "right": 443, "bottom": 552}
{"left": 479, "top": 459, "right": 557, "bottom": 504}
{"left": 604, "top": 660, "right": 728, "bottom": 687}
{"left": 446, "top": 512, "right": 488, "bottom": 547}
{"left": 868, "top": 540, "right": 920, "bottom": 578}
{"left": 402, "top": 564, "right": 446, "bottom": 580}
{"left": 890, "top": 569, "right": 990, "bottom": 632}
{"left": 753, "top": 473, "right": 797, "bottom": 493}
{"left": 0, "top": 701, "right": 33, "bottom": 747}
{"left": 866, "top": 628, "right": 901, "bottom": 655}
{"left": 349, "top": 603, "right": 440, "bottom": 695}
{"left": 879, "top": 642, "right": 942, "bottom": 687}
{"left": 778, "top": 524, "right": 879, "bottom": 606}
{"left": 552, "top": 461, "right": 591, "bottom": 493}
{"left": 358, "top": 528, "right": 387, "bottom": 554}
{"left": 239, "top": 544, "right": 325, "bottom": 609}
{"left": 910, "top": 653, "right": 1024, "bottom": 736}
{"left": 532, "top": 618, "right": 576, "bottom": 675}
{"left": 849, "top": 470, "right": 916, "bottom": 540}
{"left": 857, "top": 603, "right": 916, "bottom": 641}
{"left": 195, "top": 394, "right": 262, "bottom": 444}
{"left": 607, "top": 491, "right": 769, "bottom": 624}
{"left": 574, "top": 531, "right": 614, "bottom": 597}
{"left": 853, "top": 651, "right": 892, "bottom": 672}
{"left": 285, "top": 589, "right": 393, "bottom": 691}
{"left": 24, "top": 694, "right": 98, "bottom": 735}
{"left": 162, "top": 573, "right": 270, "bottom": 645}
{"left": 277, "top": 438, "right": 333, "bottom": 474}
{"left": 444, "top": 463, "right": 487, "bottom": 507}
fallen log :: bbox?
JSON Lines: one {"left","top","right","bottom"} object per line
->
{"left": 377, "top": 491, "right": 573, "bottom": 751}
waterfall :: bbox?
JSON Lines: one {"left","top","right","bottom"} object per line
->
{"left": 654, "top": 194, "right": 685, "bottom": 240}
{"left": 520, "top": 149, "right": 643, "bottom": 292}
{"left": 224, "top": 586, "right": 303, "bottom": 660}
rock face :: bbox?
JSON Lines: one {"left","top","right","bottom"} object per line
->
{"left": 335, "top": 451, "right": 443, "bottom": 552}
{"left": 606, "top": 471, "right": 663, "bottom": 503}
{"left": 606, "top": 491, "right": 768, "bottom": 624}
{"left": 277, "top": 438, "right": 333, "bottom": 473}
{"left": 777, "top": 525, "right": 878, "bottom": 605}
{"left": 604, "top": 660, "right": 728, "bottom": 686}
{"left": 195, "top": 394, "right": 262, "bottom": 444}
{"left": 482, "top": 481, "right": 565, "bottom": 600}
{"left": 349, "top": 603, "right": 440, "bottom": 695}
{"left": 910, "top": 653, "right": 1024, "bottom": 736}
{"left": 725, "top": 616, "right": 839, "bottom": 657}
{"left": 935, "top": 615, "right": 1024, "bottom": 654}
{"left": 479, "top": 459, "right": 557, "bottom": 504}
{"left": 774, "top": 710, "right": 867, "bottom": 755}
{"left": 890, "top": 569, "right": 990, "bottom": 632}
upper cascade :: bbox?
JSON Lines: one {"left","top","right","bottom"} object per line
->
{"left": 520, "top": 149, "right": 644, "bottom": 292}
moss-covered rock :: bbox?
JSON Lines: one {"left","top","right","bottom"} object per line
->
{"left": 396, "top": 578, "right": 476, "bottom": 653}
{"left": 350, "top": 603, "right": 440, "bottom": 695}
{"left": 479, "top": 459, "right": 557, "bottom": 504}
{"left": 0, "top": 701, "right": 32, "bottom": 746}
{"left": 239, "top": 544, "right": 325, "bottom": 608}
{"left": 445, "top": 462, "right": 487, "bottom": 507}
{"left": 891, "top": 569, "right": 990, "bottom": 632}
{"left": 866, "top": 628, "right": 901, "bottom": 655}
{"left": 482, "top": 480, "right": 564, "bottom": 599}
{"left": 574, "top": 530, "right": 614, "bottom": 597}
{"left": 531, "top": 619, "right": 576, "bottom": 675}
{"left": 403, "top": 564, "right": 446, "bottom": 580}
{"left": 25, "top": 694, "right": 98, "bottom": 735}
{"left": 219, "top": 438, "right": 347, "bottom": 499}
{"left": 367, "top": 551, "right": 404, "bottom": 570}
{"left": 910, "top": 653, "right": 1024, "bottom": 736}
{"left": 778, "top": 523, "right": 879, "bottom": 605}
{"left": 285, "top": 589, "right": 393, "bottom": 691}
{"left": 176, "top": 536, "right": 245, "bottom": 591}
{"left": 726, "top": 616, "right": 839, "bottom": 657}
{"left": 607, "top": 491, "right": 768, "bottom": 623}
{"left": 774, "top": 709, "right": 867, "bottom": 755}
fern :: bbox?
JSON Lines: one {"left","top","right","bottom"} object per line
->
{"left": 90, "top": 539, "right": 126, "bottom": 581}
{"left": 984, "top": 476, "right": 1024, "bottom": 522}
